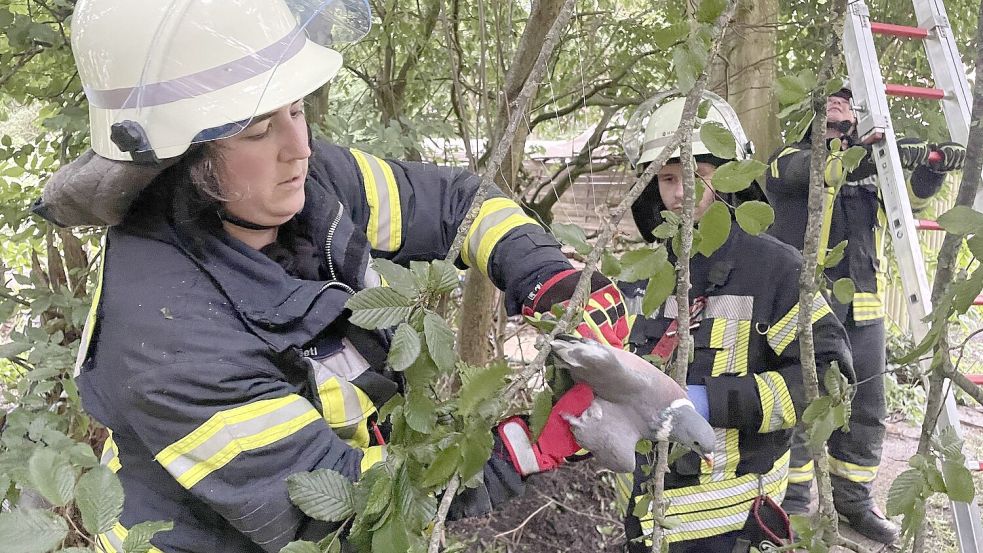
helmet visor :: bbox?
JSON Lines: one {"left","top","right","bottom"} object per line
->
{"left": 86, "top": 0, "right": 371, "bottom": 158}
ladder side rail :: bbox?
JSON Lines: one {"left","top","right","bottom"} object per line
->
{"left": 844, "top": 3, "right": 983, "bottom": 552}
{"left": 914, "top": 0, "right": 973, "bottom": 145}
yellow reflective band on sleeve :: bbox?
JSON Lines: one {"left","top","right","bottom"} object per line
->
{"left": 97, "top": 521, "right": 165, "bottom": 553}
{"left": 755, "top": 372, "right": 796, "bottom": 433}
{"left": 817, "top": 187, "right": 836, "bottom": 265}
{"left": 351, "top": 149, "right": 402, "bottom": 252}
{"left": 75, "top": 235, "right": 107, "bottom": 377}
{"left": 767, "top": 294, "right": 832, "bottom": 355}
{"left": 462, "top": 197, "right": 538, "bottom": 275}
{"left": 155, "top": 395, "right": 321, "bottom": 489}
{"left": 788, "top": 460, "right": 815, "bottom": 484}
{"left": 709, "top": 319, "right": 749, "bottom": 377}
{"left": 360, "top": 445, "right": 387, "bottom": 473}
{"left": 101, "top": 431, "right": 121, "bottom": 474}
{"left": 828, "top": 456, "right": 878, "bottom": 483}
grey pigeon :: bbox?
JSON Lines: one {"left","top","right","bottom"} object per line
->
{"left": 549, "top": 335, "right": 715, "bottom": 473}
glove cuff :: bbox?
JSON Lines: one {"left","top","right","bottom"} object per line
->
{"left": 498, "top": 417, "right": 552, "bottom": 477}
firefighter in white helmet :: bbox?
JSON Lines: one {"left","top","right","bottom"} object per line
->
{"left": 35, "top": 1, "right": 636, "bottom": 551}
{"left": 618, "top": 91, "right": 853, "bottom": 552}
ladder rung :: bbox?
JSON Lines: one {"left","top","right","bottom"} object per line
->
{"left": 917, "top": 219, "right": 943, "bottom": 231}
{"left": 967, "top": 374, "right": 983, "bottom": 384}
{"left": 870, "top": 22, "right": 929, "bottom": 39}
{"left": 975, "top": 294, "right": 983, "bottom": 306}
{"left": 885, "top": 84, "right": 946, "bottom": 100}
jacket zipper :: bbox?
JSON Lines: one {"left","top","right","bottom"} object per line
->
{"left": 322, "top": 201, "right": 356, "bottom": 295}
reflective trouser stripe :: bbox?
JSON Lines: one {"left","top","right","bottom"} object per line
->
{"left": 829, "top": 456, "right": 878, "bottom": 483}
{"left": 767, "top": 293, "right": 833, "bottom": 355}
{"left": 351, "top": 149, "right": 402, "bottom": 252}
{"left": 97, "top": 522, "right": 165, "bottom": 553}
{"left": 462, "top": 197, "right": 539, "bottom": 275}
{"left": 788, "top": 460, "right": 815, "bottom": 484}
{"left": 155, "top": 395, "right": 321, "bottom": 489}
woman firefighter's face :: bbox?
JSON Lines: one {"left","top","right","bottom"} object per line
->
{"left": 214, "top": 100, "right": 311, "bottom": 225}
{"left": 657, "top": 161, "right": 717, "bottom": 221}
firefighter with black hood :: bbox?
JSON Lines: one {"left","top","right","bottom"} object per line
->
{"left": 618, "top": 91, "right": 853, "bottom": 553}
{"left": 764, "top": 85, "right": 966, "bottom": 544}
{"left": 31, "top": 1, "right": 637, "bottom": 551}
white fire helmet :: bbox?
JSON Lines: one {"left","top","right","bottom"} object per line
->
{"left": 71, "top": 0, "right": 372, "bottom": 162}
{"left": 622, "top": 90, "right": 753, "bottom": 170}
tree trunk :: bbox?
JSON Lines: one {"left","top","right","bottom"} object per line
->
{"left": 709, "top": 0, "right": 780, "bottom": 163}
{"left": 456, "top": 0, "right": 565, "bottom": 366}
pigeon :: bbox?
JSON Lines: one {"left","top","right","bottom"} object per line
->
{"left": 549, "top": 335, "right": 716, "bottom": 473}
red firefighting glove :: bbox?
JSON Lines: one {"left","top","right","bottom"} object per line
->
{"left": 522, "top": 269, "right": 630, "bottom": 349}
{"left": 497, "top": 383, "right": 594, "bottom": 477}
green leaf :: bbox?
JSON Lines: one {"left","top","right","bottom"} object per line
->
{"left": 428, "top": 260, "right": 460, "bottom": 294}
{"left": 458, "top": 360, "right": 511, "bottom": 417}
{"left": 696, "top": 0, "right": 726, "bottom": 22}
{"left": 404, "top": 390, "right": 436, "bottom": 434}
{"left": 371, "top": 259, "right": 420, "bottom": 299}
{"left": 0, "top": 341, "right": 31, "bottom": 360}
{"left": 27, "top": 448, "right": 75, "bottom": 507}
{"left": 279, "top": 541, "right": 321, "bottom": 553}
{"left": 967, "top": 234, "right": 983, "bottom": 259}
{"left": 735, "top": 201, "right": 775, "bottom": 236}
{"left": 832, "top": 278, "right": 855, "bottom": 304}
{"left": 840, "top": 146, "right": 869, "bottom": 172}
{"left": 0, "top": 509, "right": 68, "bottom": 553}
{"left": 886, "top": 468, "right": 925, "bottom": 517}
{"left": 699, "top": 122, "right": 736, "bottom": 160}
{"left": 529, "top": 389, "right": 554, "bottom": 439}
{"left": 951, "top": 268, "right": 983, "bottom": 314}
{"left": 421, "top": 439, "right": 459, "bottom": 488}
{"left": 286, "top": 469, "right": 355, "bottom": 522}
{"left": 673, "top": 43, "right": 705, "bottom": 93}
{"left": 346, "top": 287, "right": 414, "bottom": 329}
{"left": 937, "top": 205, "right": 983, "bottom": 235}
{"left": 711, "top": 160, "right": 767, "bottom": 193}
{"left": 775, "top": 71, "right": 816, "bottom": 105}
{"left": 652, "top": 22, "right": 688, "bottom": 50}
{"left": 941, "top": 461, "right": 976, "bottom": 503}
{"left": 824, "top": 240, "right": 848, "bottom": 268}
{"left": 642, "top": 264, "right": 676, "bottom": 317}
{"left": 121, "top": 520, "right": 173, "bottom": 553}
{"left": 696, "top": 201, "right": 731, "bottom": 256}
{"left": 551, "top": 223, "right": 592, "bottom": 255}
{"left": 76, "top": 466, "right": 123, "bottom": 534}
{"left": 601, "top": 251, "right": 621, "bottom": 278}
{"left": 371, "top": 515, "right": 409, "bottom": 553}
{"left": 387, "top": 323, "right": 421, "bottom": 372}
{"left": 618, "top": 247, "right": 668, "bottom": 283}
{"left": 362, "top": 475, "right": 393, "bottom": 523}
{"left": 458, "top": 428, "right": 493, "bottom": 482}
{"left": 422, "top": 313, "right": 457, "bottom": 373}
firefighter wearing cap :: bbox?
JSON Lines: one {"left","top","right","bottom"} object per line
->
{"left": 764, "top": 86, "right": 966, "bottom": 544}
{"left": 618, "top": 92, "right": 853, "bottom": 553}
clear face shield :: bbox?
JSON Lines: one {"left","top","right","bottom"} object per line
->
{"left": 82, "top": 0, "right": 371, "bottom": 161}
{"left": 621, "top": 89, "right": 753, "bottom": 170}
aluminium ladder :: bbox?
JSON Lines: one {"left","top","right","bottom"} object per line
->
{"left": 842, "top": 0, "right": 983, "bottom": 551}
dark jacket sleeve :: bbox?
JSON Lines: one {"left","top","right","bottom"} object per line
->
{"left": 766, "top": 142, "right": 877, "bottom": 198}
{"left": 330, "top": 144, "right": 571, "bottom": 313}
{"left": 703, "top": 256, "right": 854, "bottom": 433}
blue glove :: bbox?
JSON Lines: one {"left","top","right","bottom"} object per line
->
{"left": 687, "top": 385, "right": 710, "bottom": 421}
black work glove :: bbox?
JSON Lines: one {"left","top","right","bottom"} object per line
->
{"left": 929, "top": 141, "right": 966, "bottom": 172}
{"left": 446, "top": 433, "right": 526, "bottom": 521}
{"left": 897, "top": 137, "right": 929, "bottom": 169}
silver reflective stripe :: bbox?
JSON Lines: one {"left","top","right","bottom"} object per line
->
{"left": 466, "top": 203, "right": 524, "bottom": 264}
{"left": 500, "top": 421, "right": 540, "bottom": 476}
{"left": 703, "top": 295, "right": 753, "bottom": 320}
{"left": 760, "top": 374, "right": 788, "bottom": 431}
{"left": 84, "top": 25, "right": 305, "bottom": 109}
{"left": 359, "top": 156, "right": 394, "bottom": 251}
{"left": 667, "top": 455, "right": 789, "bottom": 508}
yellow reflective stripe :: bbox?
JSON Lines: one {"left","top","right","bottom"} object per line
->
{"left": 351, "top": 149, "right": 402, "bottom": 252}
{"left": 789, "top": 460, "right": 815, "bottom": 484}
{"left": 770, "top": 147, "right": 798, "bottom": 177}
{"left": 101, "top": 431, "right": 121, "bottom": 474}
{"left": 853, "top": 292, "right": 884, "bottom": 321}
{"left": 462, "top": 197, "right": 538, "bottom": 274}
{"left": 156, "top": 395, "right": 321, "bottom": 489}
{"left": 817, "top": 187, "right": 836, "bottom": 265}
{"left": 74, "top": 235, "right": 107, "bottom": 376}
{"left": 829, "top": 456, "right": 878, "bottom": 483}
{"left": 97, "top": 522, "right": 166, "bottom": 553}
{"left": 767, "top": 294, "right": 831, "bottom": 355}
{"left": 700, "top": 428, "right": 740, "bottom": 481}
{"left": 360, "top": 445, "right": 387, "bottom": 473}
{"left": 709, "top": 319, "right": 744, "bottom": 377}
{"left": 755, "top": 372, "right": 796, "bottom": 433}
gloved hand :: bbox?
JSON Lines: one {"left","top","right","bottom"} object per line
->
{"left": 929, "top": 142, "right": 966, "bottom": 172}
{"left": 687, "top": 384, "right": 710, "bottom": 421}
{"left": 523, "top": 269, "right": 630, "bottom": 349}
{"left": 497, "top": 383, "right": 594, "bottom": 476}
{"left": 897, "top": 137, "right": 929, "bottom": 169}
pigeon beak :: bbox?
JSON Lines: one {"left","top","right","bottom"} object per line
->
{"left": 701, "top": 452, "right": 714, "bottom": 469}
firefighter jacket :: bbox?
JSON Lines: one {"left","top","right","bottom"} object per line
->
{"left": 765, "top": 140, "right": 945, "bottom": 325}
{"left": 75, "top": 141, "right": 571, "bottom": 553}
{"left": 620, "top": 226, "right": 853, "bottom": 546}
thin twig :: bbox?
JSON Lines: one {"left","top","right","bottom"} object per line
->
{"left": 492, "top": 498, "right": 556, "bottom": 539}
{"left": 427, "top": 475, "right": 459, "bottom": 553}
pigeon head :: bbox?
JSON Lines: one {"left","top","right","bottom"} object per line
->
{"left": 661, "top": 399, "right": 716, "bottom": 466}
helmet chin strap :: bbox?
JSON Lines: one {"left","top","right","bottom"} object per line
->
{"left": 827, "top": 120, "right": 855, "bottom": 135}
{"left": 218, "top": 210, "right": 279, "bottom": 231}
